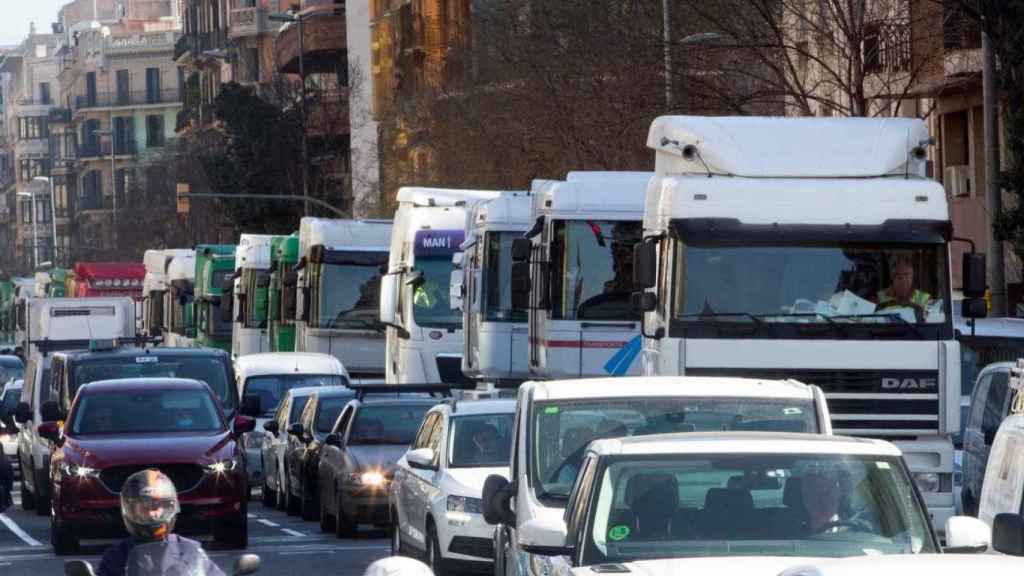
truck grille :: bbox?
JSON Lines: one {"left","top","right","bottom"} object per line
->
{"left": 686, "top": 368, "right": 940, "bottom": 438}
{"left": 100, "top": 464, "right": 205, "bottom": 494}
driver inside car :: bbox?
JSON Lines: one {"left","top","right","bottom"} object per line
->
{"left": 801, "top": 471, "right": 842, "bottom": 535}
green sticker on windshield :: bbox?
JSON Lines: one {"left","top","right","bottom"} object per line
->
{"left": 608, "top": 525, "right": 630, "bottom": 541}
{"left": 544, "top": 406, "right": 559, "bottom": 415}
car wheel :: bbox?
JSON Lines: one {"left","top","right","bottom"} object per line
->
{"left": 51, "top": 517, "right": 79, "bottom": 556}
{"left": 215, "top": 503, "right": 249, "bottom": 549}
{"left": 335, "top": 492, "right": 357, "bottom": 539}
{"left": 301, "top": 477, "right": 318, "bottom": 522}
{"left": 390, "top": 510, "right": 403, "bottom": 556}
{"left": 19, "top": 458, "right": 34, "bottom": 511}
{"left": 427, "top": 522, "right": 445, "bottom": 576}
{"left": 286, "top": 471, "right": 301, "bottom": 516}
{"left": 276, "top": 469, "right": 287, "bottom": 512}
{"left": 319, "top": 495, "right": 333, "bottom": 533}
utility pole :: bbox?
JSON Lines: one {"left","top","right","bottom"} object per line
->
{"left": 269, "top": 11, "right": 311, "bottom": 217}
{"left": 983, "top": 31, "right": 1006, "bottom": 315}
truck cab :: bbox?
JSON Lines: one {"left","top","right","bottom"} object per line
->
{"left": 143, "top": 249, "right": 193, "bottom": 341}
{"left": 380, "top": 188, "right": 502, "bottom": 385}
{"left": 269, "top": 234, "right": 299, "bottom": 352}
{"left": 232, "top": 234, "right": 276, "bottom": 358}
{"left": 512, "top": 172, "right": 650, "bottom": 379}
{"left": 165, "top": 250, "right": 197, "bottom": 348}
{"left": 295, "top": 218, "right": 393, "bottom": 379}
{"left": 633, "top": 115, "right": 989, "bottom": 532}
{"left": 194, "top": 244, "right": 236, "bottom": 352}
{"left": 454, "top": 192, "right": 531, "bottom": 386}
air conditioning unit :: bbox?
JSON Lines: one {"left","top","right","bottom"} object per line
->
{"left": 944, "top": 165, "right": 972, "bottom": 198}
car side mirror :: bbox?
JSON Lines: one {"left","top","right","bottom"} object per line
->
{"left": 994, "top": 513, "right": 1024, "bottom": 555}
{"left": 511, "top": 238, "right": 532, "bottom": 262}
{"left": 482, "top": 474, "right": 515, "bottom": 526}
{"left": 241, "top": 395, "right": 262, "bottom": 418}
{"left": 944, "top": 515, "right": 990, "bottom": 553}
{"left": 234, "top": 415, "right": 256, "bottom": 436}
{"left": 518, "top": 516, "right": 572, "bottom": 557}
{"left": 324, "top": 433, "right": 342, "bottom": 448}
{"left": 14, "top": 401, "right": 31, "bottom": 424}
{"left": 232, "top": 554, "right": 261, "bottom": 576}
{"left": 38, "top": 421, "right": 62, "bottom": 445}
{"left": 41, "top": 400, "right": 63, "bottom": 423}
{"left": 962, "top": 252, "right": 987, "bottom": 298}
{"left": 633, "top": 240, "right": 657, "bottom": 289}
{"left": 263, "top": 420, "right": 279, "bottom": 435}
{"left": 64, "top": 560, "right": 96, "bottom": 576}
{"left": 406, "top": 447, "right": 436, "bottom": 470}
{"left": 288, "top": 422, "right": 304, "bottom": 438}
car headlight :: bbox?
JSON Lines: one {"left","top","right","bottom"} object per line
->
{"left": 913, "top": 472, "right": 940, "bottom": 493}
{"left": 447, "top": 495, "right": 483, "bottom": 514}
{"left": 60, "top": 462, "right": 98, "bottom": 479}
{"left": 206, "top": 457, "right": 241, "bottom": 474}
{"left": 347, "top": 470, "right": 388, "bottom": 487}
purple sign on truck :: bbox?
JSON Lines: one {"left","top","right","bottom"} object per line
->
{"left": 414, "top": 229, "right": 465, "bottom": 257}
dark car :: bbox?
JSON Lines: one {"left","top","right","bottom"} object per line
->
{"left": 282, "top": 387, "right": 355, "bottom": 520}
{"left": 49, "top": 347, "right": 237, "bottom": 421}
{"left": 42, "top": 378, "right": 254, "bottom": 554}
{"left": 0, "top": 355, "right": 24, "bottom": 386}
{"left": 318, "top": 396, "right": 437, "bottom": 537}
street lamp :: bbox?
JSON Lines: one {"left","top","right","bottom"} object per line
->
{"left": 16, "top": 191, "right": 38, "bottom": 270}
{"left": 94, "top": 128, "right": 118, "bottom": 245}
{"left": 33, "top": 176, "right": 58, "bottom": 266}
{"left": 663, "top": 28, "right": 722, "bottom": 110}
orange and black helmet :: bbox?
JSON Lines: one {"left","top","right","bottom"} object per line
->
{"left": 120, "top": 469, "right": 179, "bottom": 541}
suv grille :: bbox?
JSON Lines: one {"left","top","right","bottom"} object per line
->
{"left": 100, "top": 464, "right": 205, "bottom": 494}
{"left": 686, "top": 368, "right": 940, "bottom": 438}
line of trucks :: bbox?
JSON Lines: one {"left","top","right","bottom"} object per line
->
{"left": 0, "top": 115, "right": 999, "bottom": 538}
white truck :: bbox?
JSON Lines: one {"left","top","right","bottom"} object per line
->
{"left": 19, "top": 297, "right": 138, "bottom": 360}
{"left": 632, "top": 116, "right": 989, "bottom": 532}
{"left": 511, "top": 172, "right": 650, "bottom": 379}
{"left": 295, "top": 218, "right": 393, "bottom": 379}
{"left": 142, "top": 249, "right": 193, "bottom": 341}
{"left": 380, "top": 188, "right": 502, "bottom": 385}
{"left": 164, "top": 250, "right": 197, "bottom": 348}
{"left": 232, "top": 234, "right": 275, "bottom": 358}
{"left": 452, "top": 192, "right": 532, "bottom": 386}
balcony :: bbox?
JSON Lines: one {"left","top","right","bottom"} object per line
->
{"left": 78, "top": 139, "right": 137, "bottom": 159}
{"left": 230, "top": 7, "right": 279, "bottom": 38}
{"left": 74, "top": 89, "right": 183, "bottom": 112}
{"left": 174, "top": 30, "right": 229, "bottom": 64}
{"left": 77, "top": 190, "right": 113, "bottom": 212}
{"left": 276, "top": 4, "right": 347, "bottom": 75}
{"left": 104, "top": 31, "right": 178, "bottom": 56}
{"left": 49, "top": 108, "right": 72, "bottom": 124}
{"left": 864, "top": 20, "right": 911, "bottom": 75}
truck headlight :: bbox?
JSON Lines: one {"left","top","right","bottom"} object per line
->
{"left": 913, "top": 472, "right": 940, "bottom": 493}
{"left": 447, "top": 495, "right": 483, "bottom": 514}
{"left": 60, "top": 462, "right": 98, "bottom": 479}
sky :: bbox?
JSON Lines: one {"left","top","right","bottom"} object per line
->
{"left": 0, "top": 1, "right": 67, "bottom": 47}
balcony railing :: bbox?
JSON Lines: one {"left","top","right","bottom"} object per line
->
{"left": 74, "top": 89, "right": 182, "bottom": 111}
{"left": 863, "top": 20, "right": 911, "bottom": 74}
{"left": 78, "top": 139, "right": 137, "bottom": 158}
{"left": 944, "top": 8, "right": 982, "bottom": 51}
{"left": 174, "top": 30, "right": 230, "bottom": 61}
{"left": 49, "top": 108, "right": 72, "bottom": 123}
{"left": 77, "top": 191, "right": 113, "bottom": 212}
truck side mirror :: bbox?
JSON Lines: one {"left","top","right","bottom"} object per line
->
{"left": 219, "top": 292, "right": 233, "bottom": 323}
{"left": 511, "top": 262, "right": 531, "bottom": 310}
{"left": 512, "top": 238, "right": 532, "bottom": 262}
{"left": 634, "top": 241, "right": 657, "bottom": 289}
{"left": 299, "top": 287, "right": 311, "bottom": 322}
{"left": 14, "top": 401, "right": 31, "bottom": 424}
{"left": 962, "top": 252, "right": 987, "bottom": 298}
{"left": 379, "top": 273, "right": 399, "bottom": 327}
{"left": 994, "top": 513, "right": 1024, "bottom": 555}
{"left": 632, "top": 292, "right": 657, "bottom": 313}
{"left": 962, "top": 298, "right": 988, "bottom": 320}
{"left": 41, "top": 400, "right": 63, "bottom": 423}
{"left": 450, "top": 268, "right": 465, "bottom": 313}
{"left": 241, "top": 394, "right": 262, "bottom": 418}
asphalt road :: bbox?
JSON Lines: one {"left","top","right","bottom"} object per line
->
{"left": 0, "top": 481, "right": 392, "bottom": 576}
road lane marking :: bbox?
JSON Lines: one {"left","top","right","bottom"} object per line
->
{"left": 257, "top": 519, "right": 279, "bottom": 528}
{"left": 279, "top": 550, "right": 335, "bottom": 556}
{"left": 280, "top": 528, "right": 305, "bottom": 537}
{"left": 0, "top": 513, "right": 42, "bottom": 547}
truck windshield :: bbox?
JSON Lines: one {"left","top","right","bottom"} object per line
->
{"left": 551, "top": 220, "right": 641, "bottom": 321}
{"left": 243, "top": 374, "right": 347, "bottom": 417}
{"left": 485, "top": 232, "right": 527, "bottom": 322}
{"left": 313, "top": 255, "right": 387, "bottom": 330}
{"left": 412, "top": 257, "right": 459, "bottom": 329}
{"left": 70, "top": 389, "right": 224, "bottom": 436}
{"left": 673, "top": 241, "right": 949, "bottom": 327}
{"left": 531, "top": 397, "right": 818, "bottom": 504}
{"left": 71, "top": 356, "right": 234, "bottom": 412}
{"left": 580, "top": 453, "right": 936, "bottom": 563}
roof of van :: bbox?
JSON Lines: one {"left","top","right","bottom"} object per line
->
{"left": 589, "top": 431, "right": 900, "bottom": 457}
{"left": 235, "top": 353, "right": 347, "bottom": 379}
{"left": 525, "top": 376, "right": 815, "bottom": 401}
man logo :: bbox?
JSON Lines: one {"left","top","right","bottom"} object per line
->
{"left": 882, "top": 377, "right": 937, "bottom": 390}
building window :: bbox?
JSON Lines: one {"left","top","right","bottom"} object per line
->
{"left": 20, "top": 199, "right": 32, "bottom": 224}
{"left": 40, "top": 82, "right": 51, "bottom": 105}
{"left": 19, "top": 159, "right": 49, "bottom": 182}
{"left": 116, "top": 70, "right": 130, "bottom": 105}
{"left": 81, "top": 171, "right": 103, "bottom": 210}
{"left": 146, "top": 68, "right": 162, "bottom": 103}
{"left": 146, "top": 115, "right": 165, "bottom": 148}
{"left": 86, "top": 72, "right": 97, "bottom": 107}
{"left": 113, "top": 116, "right": 135, "bottom": 155}
{"left": 18, "top": 117, "right": 49, "bottom": 140}
{"left": 54, "top": 176, "right": 69, "bottom": 218}
{"left": 35, "top": 196, "right": 51, "bottom": 223}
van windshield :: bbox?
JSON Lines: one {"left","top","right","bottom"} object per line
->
{"left": 70, "top": 355, "right": 234, "bottom": 412}
{"left": 531, "top": 397, "right": 818, "bottom": 504}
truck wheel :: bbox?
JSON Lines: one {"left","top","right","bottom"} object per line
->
{"left": 51, "top": 518, "right": 80, "bottom": 555}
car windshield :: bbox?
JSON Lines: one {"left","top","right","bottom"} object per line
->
{"left": 244, "top": 374, "right": 347, "bottom": 417}
{"left": 484, "top": 232, "right": 527, "bottom": 322}
{"left": 580, "top": 453, "right": 936, "bottom": 564}
{"left": 673, "top": 240, "right": 949, "bottom": 326}
{"left": 0, "top": 357, "right": 24, "bottom": 384}
{"left": 2, "top": 387, "right": 21, "bottom": 411}
{"left": 314, "top": 253, "right": 388, "bottom": 330}
{"left": 71, "top": 356, "right": 234, "bottom": 411}
{"left": 412, "top": 258, "right": 459, "bottom": 328}
{"left": 449, "top": 413, "right": 514, "bottom": 468}
{"left": 70, "top": 389, "right": 224, "bottom": 435}
{"left": 551, "top": 220, "right": 641, "bottom": 321}
{"left": 349, "top": 403, "right": 432, "bottom": 445}
{"left": 316, "top": 396, "right": 353, "bottom": 434}
{"left": 532, "top": 397, "right": 818, "bottom": 503}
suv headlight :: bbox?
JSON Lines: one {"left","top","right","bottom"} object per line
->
{"left": 60, "top": 462, "right": 98, "bottom": 479}
{"left": 913, "top": 472, "right": 940, "bottom": 493}
{"left": 447, "top": 495, "right": 483, "bottom": 514}
{"left": 206, "top": 456, "right": 241, "bottom": 474}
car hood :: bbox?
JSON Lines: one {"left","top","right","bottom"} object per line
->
{"left": 67, "top": 432, "right": 235, "bottom": 468}
{"left": 571, "top": 557, "right": 819, "bottom": 576}
{"left": 442, "top": 466, "right": 509, "bottom": 498}
{"left": 347, "top": 444, "right": 408, "bottom": 472}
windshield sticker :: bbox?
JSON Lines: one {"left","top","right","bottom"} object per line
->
{"left": 608, "top": 525, "right": 630, "bottom": 541}
{"left": 875, "top": 461, "right": 891, "bottom": 470}
{"left": 783, "top": 407, "right": 803, "bottom": 415}
{"left": 414, "top": 230, "right": 465, "bottom": 257}
{"left": 544, "top": 406, "right": 559, "bottom": 415}
{"left": 136, "top": 357, "right": 159, "bottom": 363}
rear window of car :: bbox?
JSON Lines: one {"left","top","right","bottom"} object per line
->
{"left": 349, "top": 403, "right": 432, "bottom": 445}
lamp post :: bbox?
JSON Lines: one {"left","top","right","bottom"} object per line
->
{"left": 32, "top": 176, "right": 58, "bottom": 266}
{"left": 17, "top": 191, "right": 38, "bottom": 270}
{"left": 94, "top": 128, "right": 117, "bottom": 246}
{"left": 663, "top": 29, "right": 722, "bottom": 110}
{"left": 269, "top": 10, "right": 310, "bottom": 217}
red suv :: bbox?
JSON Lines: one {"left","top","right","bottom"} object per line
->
{"left": 40, "top": 378, "right": 255, "bottom": 554}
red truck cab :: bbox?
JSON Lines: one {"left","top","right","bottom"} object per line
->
{"left": 72, "top": 262, "right": 145, "bottom": 299}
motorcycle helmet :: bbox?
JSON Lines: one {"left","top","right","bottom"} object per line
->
{"left": 120, "top": 469, "right": 180, "bottom": 541}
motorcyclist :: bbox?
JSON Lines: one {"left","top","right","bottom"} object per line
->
{"left": 97, "top": 469, "right": 224, "bottom": 576}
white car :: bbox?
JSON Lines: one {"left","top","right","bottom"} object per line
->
{"left": 778, "top": 555, "right": 1024, "bottom": 576}
{"left": 261, "top": 386, "right": 322, "bottom": 511}
{"left": 392, "top": 399, "right": 516, "bottom": 574}
{"left": 519, "top": 432, "right": 991, "bottom": 576}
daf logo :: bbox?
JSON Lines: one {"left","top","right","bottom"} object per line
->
{"left": 882, "top": 377, "right": 937, "bottom": 390}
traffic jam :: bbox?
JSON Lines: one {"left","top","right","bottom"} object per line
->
{"left": 3, "top": 116, "right": 1024, "bottom": 576}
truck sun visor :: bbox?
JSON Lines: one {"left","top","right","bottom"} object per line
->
{"left": 414, "top": 230, "right": 465, "bottom": 257}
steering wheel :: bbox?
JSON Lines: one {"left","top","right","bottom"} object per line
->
{"left": 812, "top": 519, "right": 860, "bottom": 534}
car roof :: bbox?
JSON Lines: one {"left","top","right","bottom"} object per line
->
{"left": 54, "top": 347, "right": 229, "bottom": 361}
{"left": 525, "top": 376, "right": 815, "bottom": 401}
{"left": 0, "top": 355, "right": 23, "bottom": 366}
{"left": 234, "top": 353, "right": 347, "bottom": 378}
{"left": 588, "top": 432, "right": 900, "bottom": 458}
{"left": 79, "top": 378, "right": 211, "bottom": 394}
{"left": 359, "top": 396, "right": 441, "bottom": 407}
{"left": 433, "top": 399, "right": 516, "bottom": 417}
{"left": 309, "top": 387, "right": 356, "bottom": 400}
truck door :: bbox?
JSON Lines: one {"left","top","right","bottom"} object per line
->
{"left": 578, "top": 322, "right": 641, "bottom": 377}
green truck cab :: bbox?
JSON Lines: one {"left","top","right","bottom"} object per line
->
{"left": 194, "top": 244, "right": 236, "bottom": 352}
{"left": 268, "top": 234, "right": 299, "bottom": 352}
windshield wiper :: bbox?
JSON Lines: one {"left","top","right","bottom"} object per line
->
{"left": 331, "top": 316, "right": 385, "bottom": 334}
{"left": 832, "top": 313, "right": 924, "bottom": 338}
{"left": 677, "top": 312, "right": 769, "bottom": 333}
{"left": 754, "top": 313, "right": 847, "bottom": 339}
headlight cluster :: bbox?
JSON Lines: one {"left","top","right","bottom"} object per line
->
{"left": 60, "top": 462, "right": 99, "bottom": 479}
{"left": 206, "top": 456, "right": 241, "bottom": 474}
{"left": 347, "top": 470, "right": 388, "bottom": 487}
{"left": 446, "top": 495, "right": 483, "bottom": 514}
